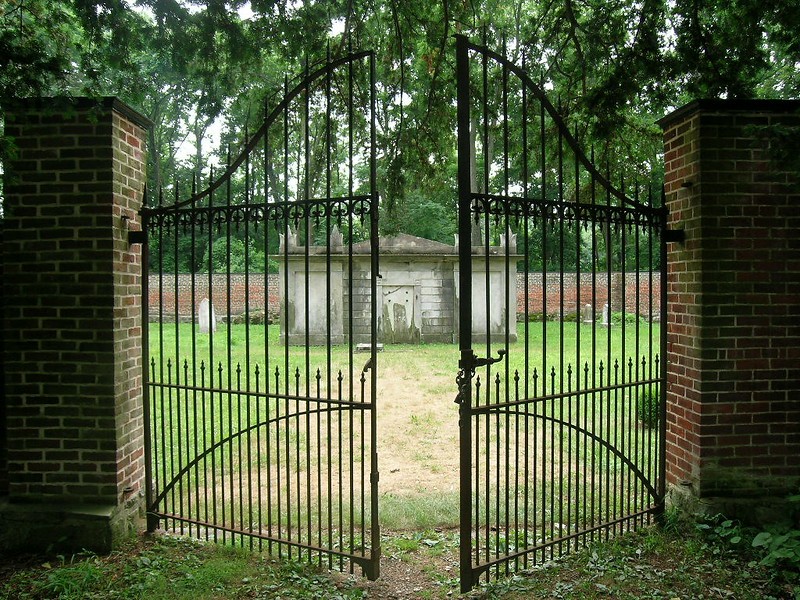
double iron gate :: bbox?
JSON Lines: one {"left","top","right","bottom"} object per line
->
{"left": 141, "top": 51, "right": 381, "bottom": 578}
{"left": 141, "top": 37, "right": 668, "bottom": 592}
{"left": 454, "top": 36, "right": 667, "bottom": 591}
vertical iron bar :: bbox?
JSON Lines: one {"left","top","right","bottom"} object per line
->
{"left": 236, "top": 364, "right": 244, "bottom": 544}
{"left": 190, "top": 183, "right": 199, "bottom": 539}
{"left": 323, "top": 46, "right": 333, "bottom": 566}
{"left": 156, "top": 188, "right": 165, "bottom": 531}
{"left": 206, "top": 167, "right": 217, "bottom": 541}
{"left": 225, "top": 148, "right": 234, "bottom": 545}
{"left": 480, "top": 46, "right": 494, "bottom": 582}
{"left": 483, "top": 45, "right": 493, "bottom": 581}
{"left": 261, "top": 100, "right": 269, "bottom": 553}
{"left": 501, "top": 49, "right": 513, "bottom": 575}
{"left": 557, "top": 109, "right": 565, "bottom": 556}
{"left": 620, "top": 176, "right": 628, "bottom": 534}
{"left": 244, "top": 133, "right": 253, "bottom": 549}
{"left": 207, "top": 176, "right": 217, "bottom": 542}
{"left": 346, "top": 43, "right": 354, "bottom": 570}
{"left": 346, "top": 49, "right": 355, "bottom": 573}
{"left": 141, "top": 215, "right": 157, "bottom": 532}
{"left": 282, "top": 74, "right": 291, "bottom": 559}
{"left": 166, "top": 359, "right": 174, "bottom": 530}
{"left": 172, "top": 187, "right": 181, "bottom": 535}
{"left": 634, "top": 184, "right": 641, "bottom": 525}
{"left": 368, "top": 49, "right": 381, "bottom": 581}
{"left": 157, "top": 221, "right": 167, "bottom": 530}
{"left": 539, "top": 87, "right": 549, "bottom": 563}
{"left": 275, "top": 364, "right": 283, "bottom": 555}
{"left": 647, "top": 185, "right": 656, "bottom": 514}
{"left": 520, "top": 51, "right": 531, "bottom": 569}
{"left": 294, "top": 365, "right": 301, "bottom": 557}
{"left": 182, "top": 360, "right": 189, "bottom": 536}
{"left": 590, "top": 152, "right": 597, "bottom": 543}
{"left": 604, "top": 161, "right": 612, "bottom": 541}
{"left": 302, "top": 59, "right": 312, "bottom": 558}
{"left": 154, "top": 188, "right": 167, "bottom": 536}
{"left": 573, "top": 127, "right": 581, "bottom": 552}
{"left": 658, "top": 197, "right": 669, "bottom": 518}
{"left": 456, "top": 34, "right": 475, "bottom": 595}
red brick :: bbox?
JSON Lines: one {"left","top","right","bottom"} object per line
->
{"left": 663, "top": 100, "right": 800, "bottom": 497}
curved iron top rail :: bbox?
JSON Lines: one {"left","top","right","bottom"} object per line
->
{"left": 151, "top": 401, "right": 366, "bottom": 508}
{"left": 142, "top": 50, "right": 373, "bottom": 215}
{"left": 455, "top": 34, "right": 661, "bottom": 216}
{"left": 476, "top": 407, "right": 660, "bottom": 502}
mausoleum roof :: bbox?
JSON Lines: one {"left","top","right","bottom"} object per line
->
{"left": 353, "top": 233, "right": 456, "bottom": 255}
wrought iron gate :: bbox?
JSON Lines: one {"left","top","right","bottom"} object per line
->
{"left": 455, "top": 35, "right": 668, "bottom": 592}
{"left": 141, "top": 51, "right": 380, "bottom": 578}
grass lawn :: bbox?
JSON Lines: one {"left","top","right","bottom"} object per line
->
{"left": 1, "top": 511, "right": 797, "bottom": 599}
{"left": 147, "top": 319, "right": 661, "bottom": 387}
{"left": 143, "top": 318, "right": 667, "bottom": 581}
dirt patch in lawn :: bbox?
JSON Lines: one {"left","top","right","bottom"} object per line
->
{"left": 376, "top": 347, "right": 460, "bottom": 498}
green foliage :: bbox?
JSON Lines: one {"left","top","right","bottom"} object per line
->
{"left": 636, "top": 387, "right": 660, "bottom": 428}
{"left": 752, "top": 529, "right": 800, "bottom": 568}
{"left": 751, "top": 491, "right": 800, "bottom": 588}
{"left": 2, "top": 536, "right": 366, "bottom": 600}
{"left": 480, "top": 522, "right": 792, "bottom": 599}
{"left": 695, "top": 515, "right": 745, "bottom": 548}
{"left": 34, "top": 553, "right": 105, "bottom": 600}
{"left": 687, "top": 499, "right": 800, "bottom": 597}
{"left": 611, "top": 311, "right": 645, "bottom": 325}
{"left": 3, "top": 0, "right": 800, "bottom": 238}
{"left": 4, "top": 522, "right": 798, "bottom": 599}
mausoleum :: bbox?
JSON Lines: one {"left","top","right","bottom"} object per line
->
{"left": 279, "top": 230, "right": 518, "bottom": 345}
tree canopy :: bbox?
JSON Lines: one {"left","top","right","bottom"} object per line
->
{"left": 2, "top": 0, "right": 798, "bottom": 246}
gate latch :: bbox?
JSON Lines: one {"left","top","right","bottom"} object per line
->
{"left": 457, "top": 348, "right": 506, "bottom": 375}
{"left": 455, "top": 349, "right": 506, "bottom": 404}
{"left": 473, "top": 349, "right": 506, "bottom": 369}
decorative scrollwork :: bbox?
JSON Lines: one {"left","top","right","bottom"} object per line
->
{"left": 454, "top": 367, "right": 469, "bottom": 405}
{"left": 309, "top": 200, "right": 327, "bottom": 224}
{"left": 351, "top": 196, "right": 372, "bottom": 219}
{"left": 464, "top": 192, "right": 665, "bottom": 239}
{"left": 330, "top": 199, "right": 351, "bottom": 222}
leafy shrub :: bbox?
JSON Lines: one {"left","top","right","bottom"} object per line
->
{"left": 696, "top": 515, "right": 744, "bottom": 547}
{"left": 751, "top": 492, "right": 800, "bottom": 579}
{"left": 636, "top": 388, "right": 660, "bottom": 428}
{"left": 752, "top": 529, "right": 800, "bottom": 568}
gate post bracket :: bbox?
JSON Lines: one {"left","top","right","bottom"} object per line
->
{"left": 128, "top": 230, "right": 148, "bottom": 245}
{"left": 664, "top": 228, "right": 685, "bottom": 244}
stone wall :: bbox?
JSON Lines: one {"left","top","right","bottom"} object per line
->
{"left": 147, "top": 273, "right": 277, "bottom": 323}
{"left": 516, "top": 272, "right": 662, "bottom": 319}
{"left": 148, "top": 271, "right": 661, "bottom": 323}
{"left": 660, "top": 99, "right": 800, "bottom": 508}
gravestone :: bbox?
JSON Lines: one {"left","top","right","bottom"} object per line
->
{"left": 582, "top": 303, "right": 593, "bottom": 324}
{"left": 199, "top": 298, "right": 217, "bottom": 334}
{"left": 601, "top": 303, "right": 610, "bottom": 327}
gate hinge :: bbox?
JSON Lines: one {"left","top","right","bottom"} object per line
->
{"left": 128, "top": 230, "right": 148, "bottom": 245}
{"left": 664, "top": 228, "right": 685, "bottom": 244}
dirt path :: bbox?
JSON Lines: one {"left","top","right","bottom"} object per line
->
{"left": 376, "top": 347, "right": 460, "bottom": 497}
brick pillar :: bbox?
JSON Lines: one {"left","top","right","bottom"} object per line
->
{"left": 659, "top": 99, "right": 800, "bottom": 519}
{"left": 1, "top": 97, "right": 151, "bottom": 552}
